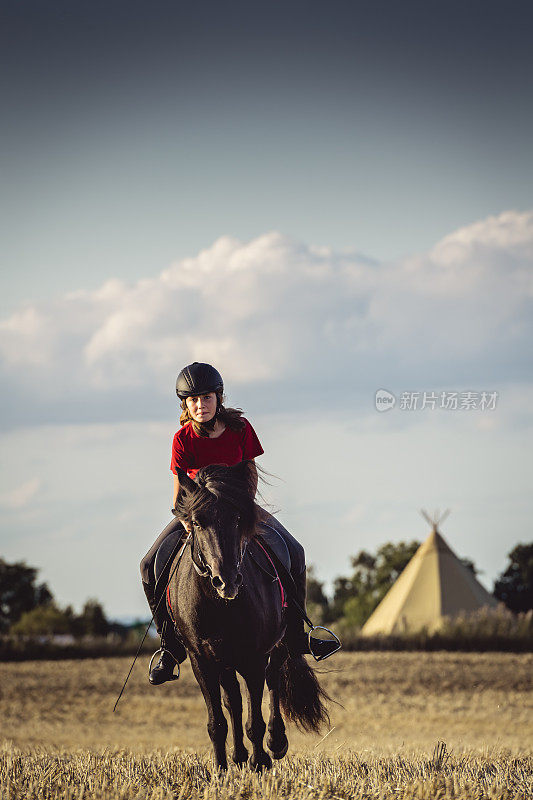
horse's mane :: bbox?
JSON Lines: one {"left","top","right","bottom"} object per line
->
{"left": 175, "top": 464, "right": 258, "bottom": 538}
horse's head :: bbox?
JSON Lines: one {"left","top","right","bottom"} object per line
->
{"left": 173, "top": 461, "right": 257, "bottom": 600}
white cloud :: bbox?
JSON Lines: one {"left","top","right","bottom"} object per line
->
{"left": 0, "top": 477, "right": 42, "bottom": 510}
{"left": 0, "top": 211, "right": 532, "bottom": 423}
{"left": 2, "top": 212, "right": 531, "bottom": 617}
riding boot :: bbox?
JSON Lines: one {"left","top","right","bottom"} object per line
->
{"left": 149, "top": 622, "right": 186, "bottom": 685}
{"left": 284, "top": 567, "right": 312, "bottom": 657}
{"left": 285, "top": 569, "right": 340, "bottom": 661}
{"left": 142, "top": 580, "right": 187, "bottom": 684}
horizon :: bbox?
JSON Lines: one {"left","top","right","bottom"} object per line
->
{"left": 1, "top": 1, "right": 532, "bottom": 618}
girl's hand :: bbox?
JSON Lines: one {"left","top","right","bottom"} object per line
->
{"left": 182, "top": 520, "right": 193, "bottom": 535}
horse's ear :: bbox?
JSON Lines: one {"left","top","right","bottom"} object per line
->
{"left": 229, "top": 460, "right": 256, "bottom": 495}
{"left": 175, "top": 467, "right": 197, "bottom": 494}
{"left": 229, "top": 460, "right": 248, "bottom": 479}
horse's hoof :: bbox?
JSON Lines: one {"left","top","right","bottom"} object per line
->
{"left": 232, "top": 747, "right": 249, "bottom": 766}
{"left": 268, "top": 738, "right": 288, "bottom": 760}
{"left": 249, "top": 752, "right": 272, "bottom": 772}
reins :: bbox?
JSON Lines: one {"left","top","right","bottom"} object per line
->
{"left": 112, "top": 533, "right": 190, "bottom": 713}
{"left": 115, "top": 476, "right": 264, "bottom": 711}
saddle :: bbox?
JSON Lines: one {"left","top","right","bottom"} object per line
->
{"left": 154, "top": 523, "right": 291, "bottom": 586}
{"left": 153, "top": 523, "right": 340, "bottom": 661}
{"left": 249, "top": 523, "right": 291, "bottom": 571}
{"left": 153, "top": 523, "right": 291, "bottom": 622}
{"left": 245, "top": 523, "right": 291, "bottom": 609}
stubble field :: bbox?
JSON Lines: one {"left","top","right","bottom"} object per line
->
{"left": 0, "top": 651, "right": 531, "bottom": 799}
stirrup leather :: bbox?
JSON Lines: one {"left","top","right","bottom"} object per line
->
{"left": 308, "top": 626, "right": 342, "bottom": 661}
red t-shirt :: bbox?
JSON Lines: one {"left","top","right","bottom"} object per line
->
{"left": 170, "top": 418, "right": 264, "bottom": 478}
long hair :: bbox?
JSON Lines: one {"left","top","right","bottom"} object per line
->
{"left": 179, "top": 391, "right": 245, "bottom": 437}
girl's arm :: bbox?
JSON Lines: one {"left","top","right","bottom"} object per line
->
{"left": 173, "top": 473, "right": 192, "bottom": 533}
{"left": 172, "top": 473, "right": 180, "bottom": 509}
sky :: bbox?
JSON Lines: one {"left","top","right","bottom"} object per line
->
{"left": 1, "top": 0, "right": 532, "bottom": 619}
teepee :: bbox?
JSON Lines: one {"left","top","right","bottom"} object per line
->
{"left": 361, "top": 510, "right": 498, "bottom": 635}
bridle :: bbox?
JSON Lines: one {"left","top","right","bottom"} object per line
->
{"left": 190, "top": 526, "right": 212, "bottom": 578}
{"left": 189, "top": 522, "right": 248, "bottom": 580}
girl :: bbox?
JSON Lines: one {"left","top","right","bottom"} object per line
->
{"left": 140, "top": 361, "right": 337, "bottom": 685}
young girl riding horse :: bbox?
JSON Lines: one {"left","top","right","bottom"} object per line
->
{"left": 140, "top": 362, "right": 339, "bottom": 685}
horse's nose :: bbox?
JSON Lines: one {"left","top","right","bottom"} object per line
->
{"left": 211, "top": 571, "right": 242, "bottom": 599}
{"left": 211, "top": 575, "right": 225, "bottom": 590}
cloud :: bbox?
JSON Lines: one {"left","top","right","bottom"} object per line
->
{"left": 1, "top": 210, "right": 532, "bottom": 426}
{"left": 1, "top": 408, "right": 531, "bottom": 616}
{"left": 0, "top": 477, "right": 42, "bottom": 510}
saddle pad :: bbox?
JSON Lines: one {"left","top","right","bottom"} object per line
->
{"left": 254, "top": 522, "right": 291, "bottom": 573}
{"left": 154, "top": 530, "right": 186, "bottom": 585}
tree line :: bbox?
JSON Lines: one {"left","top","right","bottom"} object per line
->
{"left": 1, "top": 541, "right": 532, "bottom": 637}
{"left": 307, "top": 541, "right": 533, "bottom": 627}
{"left": 0, "top": 559, "right": 110, "bottom": 638}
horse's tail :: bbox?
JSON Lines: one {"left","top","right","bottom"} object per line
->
{"left": 278, "top": 655, "right": 331, "bottom": 732}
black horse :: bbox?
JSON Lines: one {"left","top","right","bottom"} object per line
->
{"left": 166, "top": 461, "right": 330, "bottom": 771}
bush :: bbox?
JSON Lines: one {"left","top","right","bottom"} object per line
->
{"left": 10, "top": 604, "right": 74, "bottom": 638}
{"left": 330, "top": 604, "right": 533, "bottom": 652}
{"left": 439, "top": 603, "right": 533, "bottom": 641}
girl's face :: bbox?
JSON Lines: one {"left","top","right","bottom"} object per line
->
{"left": 186, "top": 392, "right": 217, "bottom": 423}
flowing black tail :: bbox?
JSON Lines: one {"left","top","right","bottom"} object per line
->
{"left": 278, "top": 655, "right": 331, "bottom": 732}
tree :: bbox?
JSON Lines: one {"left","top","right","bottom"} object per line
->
{"left": 78, "top": 599, "right": 109, "bottom": 637}
{"left": 11, "top": 603, "right": 73, "bottom": 637}
{"left": 331, "top": 540, "right": 421, "bottom": 625}
{"left": 0, "top": 559, "right": 53, "bottom": 632}
{"left": 494, "top": 543, "right": 533, "bottom": 613}
{"left": 306, "top": 566, "right": 330, "bottom": 624}
{"left": 307, "top": 566, "right": 328, "bottom": 606}
{"left": 461, "top": 558, "right": 477, "bottom": 575}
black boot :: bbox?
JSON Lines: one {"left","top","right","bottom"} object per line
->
{"left": 149, "top": 650, "right": 177, "bottom": 684}
{"left": 285, "top": 568, "right": 341, "bottom": 661}
{"left": 284, "top": 567, "right": 312, "bottom": 656}
{"left": 142, "top": 581, "right": 187, "bottom": 685}
{"left": 149, "top": 622, "right": 186, "bottom": 685}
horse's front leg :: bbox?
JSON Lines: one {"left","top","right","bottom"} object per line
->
{"left": 189, "top": 653, "right": 228, "bottom": 771}
{"left": 265, "top": 646, "right": 289, "bottom": 760}
{"left": 242, "top": 657, "right": 272, "bottom": 772}
{"left": 220, "top": 667, "right": 248, "bottom": 766}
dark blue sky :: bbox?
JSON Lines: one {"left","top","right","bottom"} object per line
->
{"left": 2, "top": 0, "right": 532, "bottom": 313}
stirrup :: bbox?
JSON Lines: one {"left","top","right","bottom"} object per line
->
{"left": 308, "top": 626, "right": 342, "bottom": 661}
{"left": 148, "top": 648, "right": 180, "bottom": 681}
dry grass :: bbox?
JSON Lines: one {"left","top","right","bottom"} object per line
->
{"left": 0, "top": 652, "right": 531, "bottom": 798}
{"left": 1, "top": 746, "right": 531, "bottom": 800}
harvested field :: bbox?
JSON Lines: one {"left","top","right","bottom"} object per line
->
{"left": 1, "top": 747, "right": 531, "bottom": 800}
{"left": 0, "top": 652, "right": 531, "bottom": 798}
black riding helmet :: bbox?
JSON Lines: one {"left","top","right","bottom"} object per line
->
{"left": 176, "top": 362, "right": 224, "bottom": 400}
